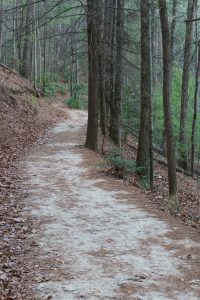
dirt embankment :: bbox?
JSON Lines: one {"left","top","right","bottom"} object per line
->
{"left": 0, "top": 64, "right": 64, "bottom": 299}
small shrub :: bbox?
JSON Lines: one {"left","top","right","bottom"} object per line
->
{"left": 39, "top": 73, "right": 67, "bottom": 96}
{"left": 135, "top": 165, "right": 145, "bottom": 176}
{"left": 169, "top": 195, "right": 180, "bottom": 213}
{"left": 64, "top": 82, "right": 88, "bottom": 110}
{"left": 106, "top": 153, "right": 135, "bottom": 174}
{"left": 139, "top": 176, "right": 150, "bottom": 189}
{"left": 64, "top": 97, "right": 82, "bottom": 109}
{"left": 28, "top": 95, "right": 38, "bottom": 109}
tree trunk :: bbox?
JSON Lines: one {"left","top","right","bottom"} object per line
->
{"left": 158, "top": 0, "right": 178, "bottom": 201}
{"left": 98, "top": 1, "right": 107, "bottom": 136}
{"left": 21, "top": 0, "right": 32, "bottom": 79}
{"left": 179, "top": 0, "right": 196, "bottom": 170}
{"left": 170, "top": 0, "right": 178, "bottom": 63}
{"left": 136, "top": 0, "right": 152, "bottom": 186}
{"left": 191, "top": 41, "right": 200, "bottom": 177}
{"left": 0, "top": 0, "right": 3, "bottom": 62}
{"left": 109, "top": 0, "right": 116, "bottom": 138}
{"left": 110, "top": 0, "right": 124, "bottom": 147}
{"left": 85, "top": 0, "right": 99, "bottom": 151}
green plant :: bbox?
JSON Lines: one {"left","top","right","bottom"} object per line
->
{"left": 153, "top": 66, "right": 197, "bottom": 149}
{"left": 139, "top": 176, "right": 150, "bottom": 189}
{"left": 27, "top": 95, "right": 38, "bottom": 109}
{"left": 64, "top": 81, "right": 88, "bottom": 109}
{"left": 168, "top": 195, "right": 180, "bottom": 214}
{"left": 39, "top": 73, "right": 67, "bottom": 96}
{"left": 64, "top": 97, "right": 82, "bottom": 109}
{"left": 106, "top": 153, "right": 136, "bottom": 174}
{"left": 135, "top": 165, "right": 145, "bottom": 176}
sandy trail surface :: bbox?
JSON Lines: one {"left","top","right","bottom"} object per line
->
{"left": 22, "top": 107, "right": 200, "bottom": 300}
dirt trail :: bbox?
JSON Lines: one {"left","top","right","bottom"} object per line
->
{"left": 22, "top": 106, "right": 200, "bottom": 300}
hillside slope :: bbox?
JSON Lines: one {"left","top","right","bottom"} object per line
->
{"left": 0, "top": 64, "right": 54, "bottom": 172}
{"left": 0, "top": 64, "right": 59, "bottom": 299}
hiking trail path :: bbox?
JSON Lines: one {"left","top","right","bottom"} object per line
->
{"left": 22, "top": 103, "right": 200, "bottom": 300}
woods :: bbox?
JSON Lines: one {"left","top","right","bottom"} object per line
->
{"left": 1, "top": 1, "right": 200, "bottom": 298}
{"left": 0, "top": 0, "right": 200, "bottom": 202}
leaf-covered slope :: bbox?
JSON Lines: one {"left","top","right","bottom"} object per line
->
{"left": 0, "top": 64, "right": 58, "bottom": 299}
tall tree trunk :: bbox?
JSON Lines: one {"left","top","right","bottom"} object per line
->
{"left": 103, "top": 0, "right": 114, "bottom": 116}
{"left": 109, "top": 0, "right": 116, "bottom": 138}
{"left": 99, "top": 49, "right": 107, "bottom": 136}
{"left": 136, "top": 0, "right": 152, "bottom": 186}
{"left": 0, "top": 0, "right": 3, "bottom": 62}
{"left": 21, "top": 0, "right": 32, "bottom": 79}
{"left": 42, "top": 22, "right": 47, "bottom": 89}
{"left": 12, "top": 0, "right": 17, "bottom": 68}
{"left": 170, "top": 0, "right": 178, "bottom": 63}
{"left": 33, "top": 0, "right": 37, "bottom": 87}
{"left": 179, "top": 0, "right": 196, "bottom": 170}
{"left": 161, "top": 0, "right": 178, "bottom": 151}
{"left": 85, "top": 0, "right": 99, "bottom": 151}
{"left": 70, "top": 44, "right": 74, "bottom": 98}
{"left": 191, "top": 41, "right": 200, "bottom": 177}
{"left": 98, "top": 1, "right": 107, "bottom": 136}
{"left": 110, "top": 0, "right": 124, "bottom": 146}
{"left": 158, "top": 0, "right": 178, "bottom": 201}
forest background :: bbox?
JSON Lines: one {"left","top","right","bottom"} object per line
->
{"left": 0, "top": 0, "right": 200, "bottom": 206}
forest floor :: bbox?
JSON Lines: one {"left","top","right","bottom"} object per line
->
{"left": 9, "top": 101, "right": 199, "bottom": 299}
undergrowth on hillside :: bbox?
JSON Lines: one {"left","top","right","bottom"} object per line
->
{"left": 40, "top": 73, "right": 67, "bottom": 96}
{"left": 64, "top": 82, "right": 88, "bottom": 109}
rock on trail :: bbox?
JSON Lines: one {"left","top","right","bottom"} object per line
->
{"left": 23, "top": 108, "right": 200, "bottom": 300}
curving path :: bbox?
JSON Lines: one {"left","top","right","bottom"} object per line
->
{"left": 23, "top": 106, "right": 200, "bottom": 300}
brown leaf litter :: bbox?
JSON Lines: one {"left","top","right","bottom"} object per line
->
{"left": 0, "top": 64, "right": 66, "bottom": 299}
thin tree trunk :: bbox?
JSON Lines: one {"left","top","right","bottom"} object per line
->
{"left": 170, "top": 0, "right": 178, "bottom": 63}
{"left": 179, "top": 0, "right": 196, "bottom": 170}
{"left": 159, "top": 0, "right": 178, "bottom": 201}
{"left": 136, "top": 0, "right": 152, "bottom": 186}
{"left": 161, "top": 0, "right": 178, "bottom": 151}
{"left": 99, "top": 0, "right": 109, "bottom": 136}
{"left": 191, "top": 41, "right": 200, "bottom": 177}
{"left": 85, "top": 0, "right": 99, "bottom": 151}
{"left": 21, "top": 0, "right": 32, "bottom": 78}
{"left": 109, "top": 0, "right": 116, "bottom": 138}
{"left": 110, "top": 0, "right": 124, "bottom": 147}
{"left": 33, "top": 0, "right": 37, "bottom": 87}
{"left": 70, "top": 44, "right": 74, "bottom": 98}
{"left": 43, "top": 23, "right": 47, "bottom": 89}
{"left": 12, "top": 0, "right": 17, "bottom": 68}
{"left": 0, "top": 0, "right": 3, "bottom": 62}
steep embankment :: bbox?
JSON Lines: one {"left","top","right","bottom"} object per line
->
{"left": 0, "top": 64, "right": 54, "bottom": 173}
{"left": 0, "top": 64, "right": 60, "bottom": 299}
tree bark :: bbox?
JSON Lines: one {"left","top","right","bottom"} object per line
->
{"left": 179, "top": 0, "right": 196, "bottom": 170}
{"left": 98, "top": 1, "right": 107, "bottom": 136}
{"left": 85, "top": 0, "right": 99, "bottom": 151}
{"left": 191, "top": 41, "right": 200, "bottom": 177}
{"left": 21, "top": 0, "right": 32, "bottom": 79}
{"left": 136, "top": 0, "right": 152, "bottom": 186}
{"left": 158, "top": 0, "right": 178, "bottom": 200}
{"left": 109, "top": 0, "right": 116, "bottom": 138}
{"left": 0, "top": 0, "right": 3, "bottom": 62}
{"left": 110, "top": 0, "right": 124, "bottom": 147}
